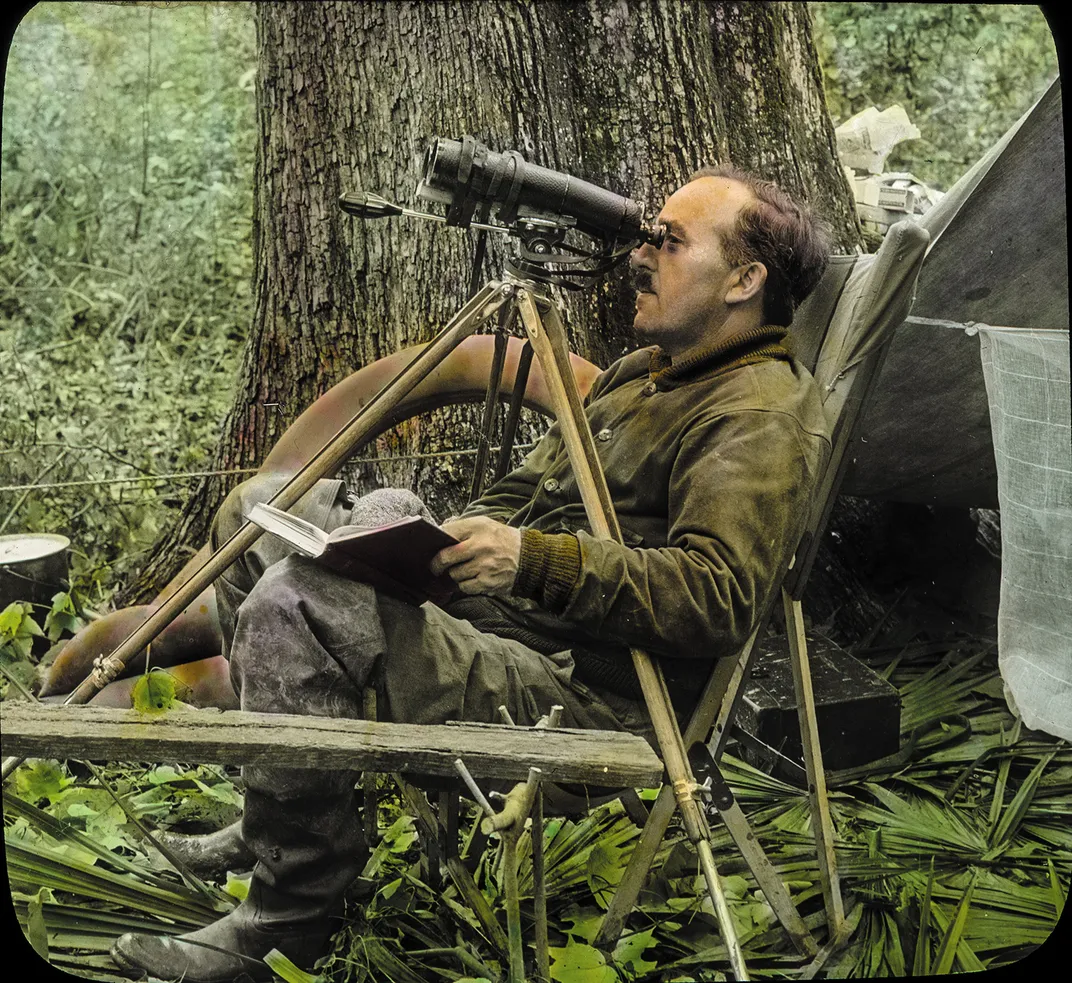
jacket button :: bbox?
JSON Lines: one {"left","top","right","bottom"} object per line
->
{"left": 642, "top": 382, "right": 657, "bottom": 396}
{"left": 596, "top": 428, "right": 613, "bottom": 442}
{"left": 543, "top": 478, "right": 560, "bottom": 493}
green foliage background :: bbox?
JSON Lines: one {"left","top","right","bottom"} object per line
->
{"left": 0, "top": 2, "right": 256, "bottom": 614}
{"left": 811, "top": 3, "right": 1059, "bottom": 191}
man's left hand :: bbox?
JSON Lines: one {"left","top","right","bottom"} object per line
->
{"left": 431, "top": 516, "right": 521, "bottom": 596}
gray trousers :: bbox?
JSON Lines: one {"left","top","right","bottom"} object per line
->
{"left": 208, "top": 475, "right": 657, "bottom": 923}
{"left": 213, "top": 475, "right": 655, "bottom": 789}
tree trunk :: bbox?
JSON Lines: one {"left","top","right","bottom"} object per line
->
{"left": 123, "top": 0, "right": 863, "bottom": 605}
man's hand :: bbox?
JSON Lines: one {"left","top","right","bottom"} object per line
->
{"left": 431, "top": 516, "right": 521, "bottom": 596}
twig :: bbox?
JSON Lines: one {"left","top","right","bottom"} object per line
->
{"left": 0, "top": 339, "right": 80, "bottom": 362}
{"left": 0, "top": 661, "right": 37, "bottom": 701}
{"left": 407, "top": 946, "right": 497, "bottom": 980}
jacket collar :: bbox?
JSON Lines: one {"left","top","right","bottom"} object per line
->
{"left": 648, "top": 324, "right": 791, "bottom": 389}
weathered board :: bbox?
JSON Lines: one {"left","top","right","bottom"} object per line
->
{"left": 0, "top": 704, "right": 663, "bottom": 788}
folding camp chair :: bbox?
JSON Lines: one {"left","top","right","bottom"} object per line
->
{"left": 592, "top": 218, "right": 931, "bottom": 951}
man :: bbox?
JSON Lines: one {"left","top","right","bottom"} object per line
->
{"left": 112, "top": 165, "right": 832, "bottom": 981}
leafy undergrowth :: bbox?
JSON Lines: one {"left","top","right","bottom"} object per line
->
{"left": 5, "top": 638, "right": 1068, "bottom": 981}
{"left": 1, "top": 1, "right": 255, "bottom": 602}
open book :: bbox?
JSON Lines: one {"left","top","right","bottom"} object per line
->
{"left": 247, "top": 502, "right": 459, "bottom": 606}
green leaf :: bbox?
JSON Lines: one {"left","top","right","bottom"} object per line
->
{"left": 548, "top": 940, "right": 618, "bottom": 983}
{"left": 613, "top": 927, "right": 659, "bottom": 976}
{"left": 913, "top": 859, "right": 936, "bottom": 976}
{"left": 224, "top": 870, "right": 251, "bottom": 901}
{"left": 0, "top": 601, "right": 44, "bottom": 662}
{"left": 44, "top": 590, "right": 84, "bottom": 641}
{"left": 193, "top": 779, "right": 243, "bottom": 807}
{"left": 132, "top": 669, "right": 178, "bottom": 714}
{"left": 586, "top": 838, "right": 629, "bottom": 909}
{"left": 990, "top": 752, "right": 1057, "bottom": 851}
{"left": 24, "top": 888, "right": 50, "bottom": 960}
{"left": 362, "top": 815, "right": 417, "bottom": 879}
{"left": 144, "top": 764, "right": 186, "bottom": 785}
{"left": 1048, "top": 860, "right": 1065, "bottom": 920}
{"left": 561, "top": 908, "right": 605, "bottom": 944}
{"left": 262, "top": 948, "right": 323, "bottom": 983}
{"left": 933, "top": 870, "right": 978, "bottom": 974}
{"left": 15, "top": 760, "right": 72, "bottom": 805}
{"left": 0, "top": 602, "right": 22, "bottom": 636}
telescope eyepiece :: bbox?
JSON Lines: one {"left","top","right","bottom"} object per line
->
{"left": 642, "top": 222, "right": 666, "bottom": 249}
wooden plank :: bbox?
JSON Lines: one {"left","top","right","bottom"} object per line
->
{"left": 0, "top": 704, "right": 663, "bottom": 788}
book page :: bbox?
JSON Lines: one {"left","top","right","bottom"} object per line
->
{"left": 247, "top": 502, "right": 329, "bottom": 557}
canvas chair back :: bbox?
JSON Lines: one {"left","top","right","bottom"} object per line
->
{"left": 786, "top": 219, "right": 931, "bottom": 597}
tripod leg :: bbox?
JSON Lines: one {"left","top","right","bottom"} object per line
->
{"left": 514, "top": 290, "right": 619, "bottom": 538}
{"left": 468, "top": 303, "right": 514, "bottom": 502}
{"left": 783, "top": 589, "right": 844, "bottom": 936}
{"left": 515, "top": 289, "right": 749, "bottom": 980}
{"left": 494, "top": 341, "right": 533, "bottom": 482}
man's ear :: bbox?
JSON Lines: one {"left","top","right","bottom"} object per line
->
{"left": 726, "top": 261, "right": 767, "bottom": 306}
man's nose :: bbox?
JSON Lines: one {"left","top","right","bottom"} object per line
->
{"left": 630, "top": 242, "right": 656, "bottom": 269}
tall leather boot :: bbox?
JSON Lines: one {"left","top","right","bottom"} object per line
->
{"left": 113, "top": 777, "right": 365, "bottom": 983}
{"left": 156, "top": 818, "right": 256, "bottom": 880}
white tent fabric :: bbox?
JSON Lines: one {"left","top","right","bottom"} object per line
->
{"left": 979, "top": 326, "right": 1072, "bottom": 741}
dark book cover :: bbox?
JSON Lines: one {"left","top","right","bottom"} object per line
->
{"left": 247, "top": 503, "right": 459, "bottom": 605}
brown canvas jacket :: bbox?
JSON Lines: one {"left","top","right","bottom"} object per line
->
{"left": 457, "top": 328, "right": 832, "bottom": 696}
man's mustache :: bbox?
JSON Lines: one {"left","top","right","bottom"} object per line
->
{"left": 632, "top": 270, "right": 655, "bottom": 293}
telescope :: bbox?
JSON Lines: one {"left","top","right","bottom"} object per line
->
{"left": 340, "top": 136, "right": 665, "bottom": 286}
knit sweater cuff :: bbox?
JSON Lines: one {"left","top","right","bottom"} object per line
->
{"left": 513, "top": 528, "right": 581, "bottom": 611}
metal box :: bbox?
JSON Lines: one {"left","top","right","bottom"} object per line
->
{"left": 734, "top": 633, "right": 901, "bottom": 782}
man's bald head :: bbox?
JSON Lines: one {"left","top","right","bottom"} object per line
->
{"left": 688, "top": 165, "right": 830, "bottom": 327}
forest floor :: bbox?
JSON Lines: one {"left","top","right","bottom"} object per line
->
{"left": 5, "top": 567, "right": 1068, "bottom": 982}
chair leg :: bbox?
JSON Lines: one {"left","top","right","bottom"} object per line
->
{"left": 782, "top": 588, "right": 845, "bottom": 937}
{"left": 714, "top": 795, "right": 818, "bottom": 957}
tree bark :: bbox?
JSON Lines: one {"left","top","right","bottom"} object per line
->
{"left": 124, "top": 0, "right": 862, "bottom": 604}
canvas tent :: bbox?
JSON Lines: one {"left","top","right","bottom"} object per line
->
{"left": 838, "top": 78, "right": 1070, "bottom": 741}
{"left": 843, "top": 77, "right": 1066, "bottom": 508}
